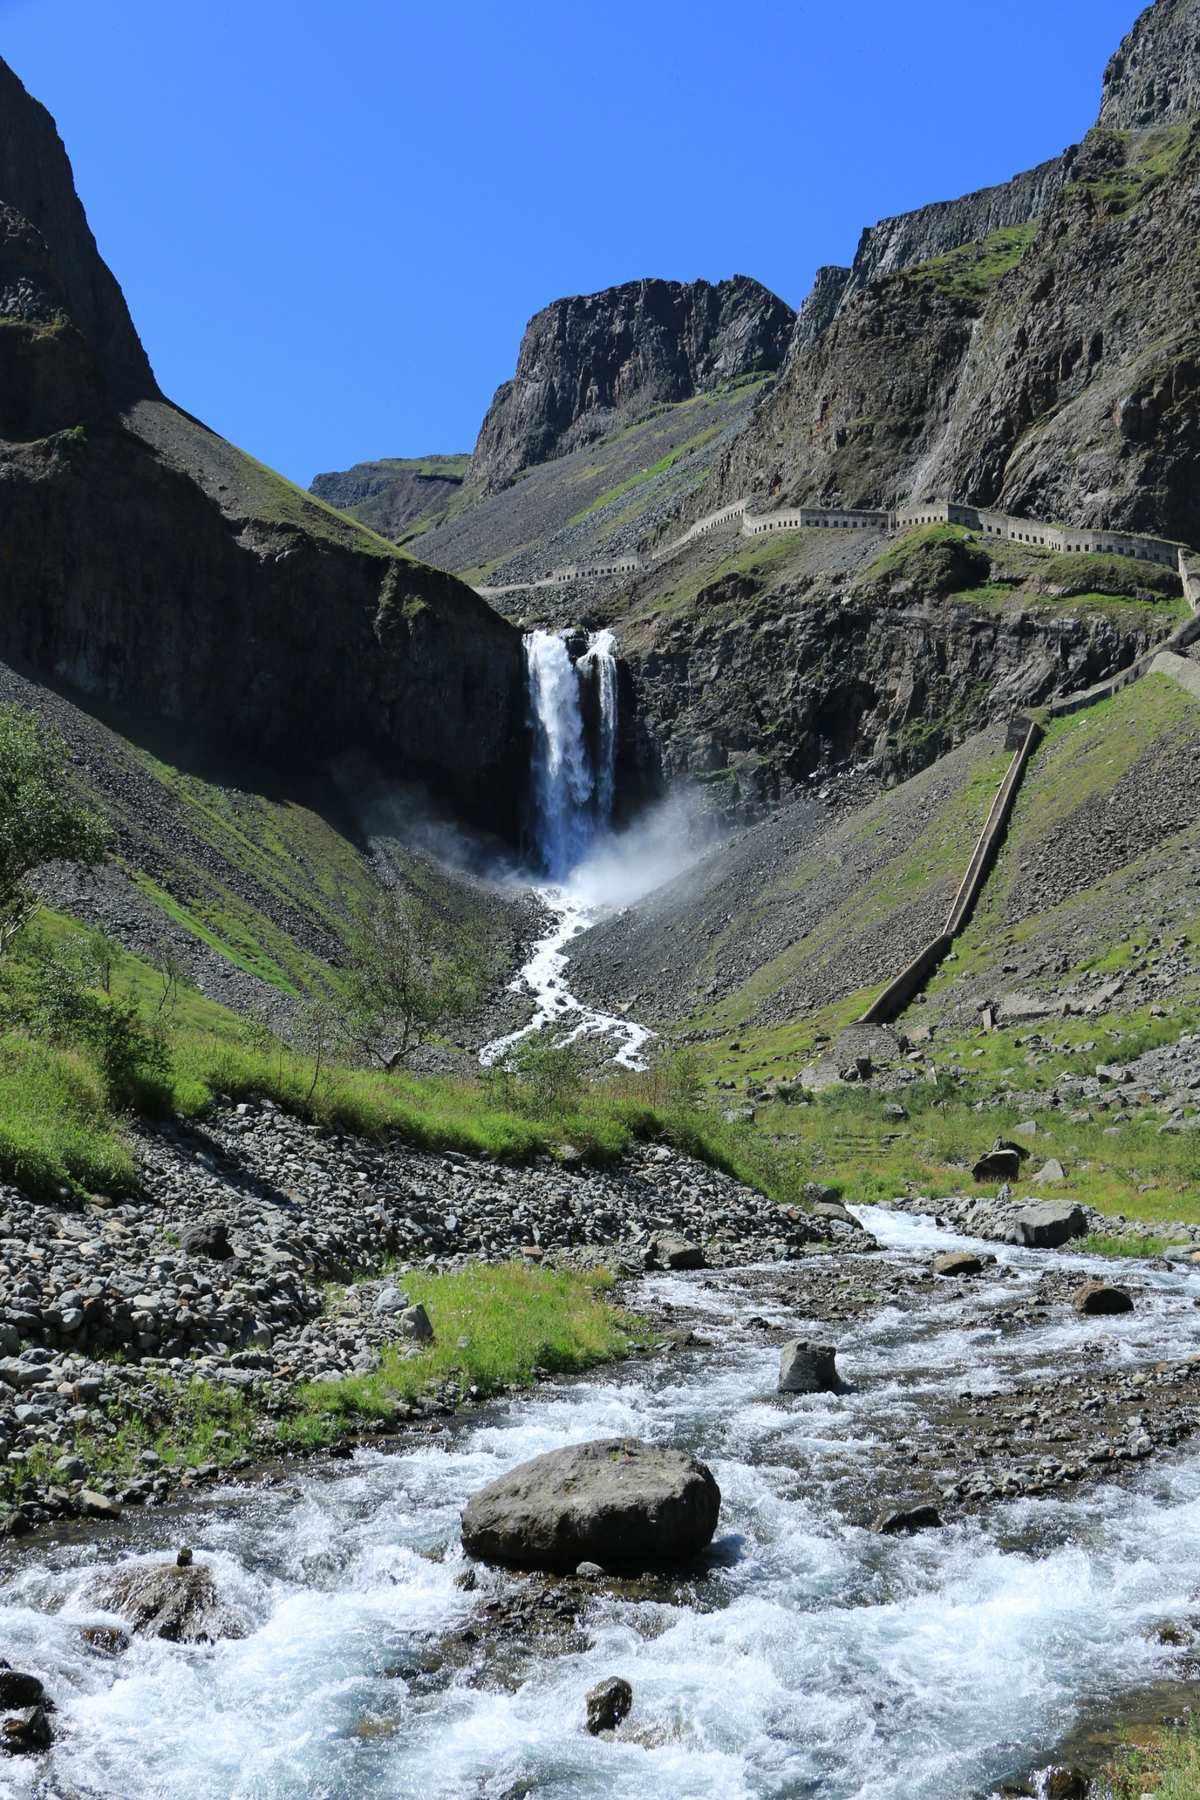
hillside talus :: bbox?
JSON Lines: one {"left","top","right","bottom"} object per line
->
{"left": 0, "top": 59, "right": 526, "bottom": 833}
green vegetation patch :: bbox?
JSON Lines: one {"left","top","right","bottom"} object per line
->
{"left": 1069, "top": 123, "right": 1191, "bottom": 217}
{"left": 567, "top": 425, "right": 723, "bottom": 525}
{"left": 901, "top": 223, "right": 1038, "bottom": 304}
{"left": 862, "top": 524, "right": 990, "bottom": 597}
{"left": 282, "top": 1264, "right": 645, "bottom": 1447}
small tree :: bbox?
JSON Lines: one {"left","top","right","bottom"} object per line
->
{"left": 345, "top": 890, "right": 481, "bottom": 1070}
{"left": 290, "top": 988, "right": 349, "bottom": 1104}
{"left": 0, "top": 706, "right": 108, "bottom": 952}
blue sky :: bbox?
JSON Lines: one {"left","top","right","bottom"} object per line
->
{"left": 2, "top": 0, "right": 1139, "bottom": 485}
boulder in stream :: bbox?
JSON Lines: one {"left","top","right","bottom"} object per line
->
{"left": 90, "top": 1553, "right": 244, "bottom": 1643}
{"left": 932, "top": 1252, "right": 994, "bottom": 1278}
{"left": 778, "top": 1339, "right": 839, "bottom": 1394}
{"left": 1, "top": 1706, "right": 52, "bottom": 1756}
{"left": 873, "top": 1504, "right": 942, "bottom": 1535}
{"left": 1015, "top": 1203, "right": 1086, "bottom": 1249}
{"left": 585, "top": 1676, "right": 633, "bottom": 1735}
{"left": 1073, "top": 1281, "right": 1134, "bottom": 1316}
{"left": 461, "top": 1438, "right": 721, "bottom": 1572}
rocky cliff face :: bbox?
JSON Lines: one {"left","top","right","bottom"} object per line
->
{"left": 699, "top": 0, "right": 1200, "bottom": 540}
{"left": 625, "top": 568, "right": 1175, "bottom": 816}
{"left": 470, "top": 276, "right": 794, "bottom": 494}
{"left": 1099, "top": 0, "right": 1200, "bottom": 127}
{"left": 0, "top": 60, "right": 527, "bottom": 833}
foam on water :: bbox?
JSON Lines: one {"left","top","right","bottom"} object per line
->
{"left": 5, "top": 1213, "right": 1200, "bottom": 1798}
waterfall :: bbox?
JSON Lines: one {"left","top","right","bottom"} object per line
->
{"left": 580, "top": 628, "right": 618, "bottom": 825}
{"left": 524, "top": 626, "right": 620, "bottom": 878}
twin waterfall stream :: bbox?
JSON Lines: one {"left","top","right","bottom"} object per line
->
{"left": 481, "top": 628, "right": 651, "bottom": 1073}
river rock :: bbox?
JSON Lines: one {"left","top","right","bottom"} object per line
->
{"left": 585, "top": 1676, "right": 633, "bottom": 1735}
{"left": 1016, "top": 1203, "right": 1086, "bottom": 1248}
{"left": 647, "top": 1234, "right": 706, "bottom": 1271}
{"left": 90, "top": 1557, "right": 243, "bottom": 1644}
{"left": 398, "top": 1303, "right": 434, "bottom": 1342}
{"left": 872, "top": 1504, "right": 942, "bottom": 1535}
{"left": 1, "top": 1707, "right": 52, "bottom": 1755}
{"left": 180, "top": 1220, "right": 232, "bottom": 1261}
{"left": 779, "top": 1339, "right": 839, "bottom": 1394}
{"left": 1073, "top": 1281, "right": 1134, "bottom": 1316}
{"left": 0, "top": 1668, "right": 43, "bottom": 1707}
{"left": 460, "top": 1438, "right": 721, "bottom": 1572}
{"left": 972, "top": 1148, "right": 1022, "bottom": 1181}
{"left": 932, "top": 1252, "right": 993, "bottom": 1278}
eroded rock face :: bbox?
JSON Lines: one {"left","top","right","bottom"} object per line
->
{"left": 1098, "top": 0, "right": 1200, "bottom": 129}
{"left": 470, "top": 276, "right": 794, "bottom": 493}
{"left": 460, "top": 1438, "right": 721, "bottom": 1573}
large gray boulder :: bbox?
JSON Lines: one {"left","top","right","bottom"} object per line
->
{"left": 778, "top": 1339, "right": 839, "bottom": 1394}
{"left": 460, "top": 1438, "right": 720, "bottom": 1573}
{"left": 1016, "top": 1203, "right": 1086, "bottom": 1249}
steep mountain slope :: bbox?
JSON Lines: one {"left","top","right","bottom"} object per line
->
{"left": 314, "top": 277, "right": 793, "bottom": 584}
{"left": 700, "top": 0, "right": 1200, "bottom": 545}
{"left": 0, "top": 58, "right": 526, "bottom": 833}
{"left": 571, "top": 674, "right": 1200, "bottom": 1083}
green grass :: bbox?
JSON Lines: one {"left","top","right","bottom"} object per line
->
{"left": 1079, "top": 1232, "right": 1182, "bottom": 1259}
{"left": 281, "top": 1264, "right": 645, "bottom": 1446}
{"left": 901, "top": 223, "right": 1038, "bottom": 304}
{"left": 1068, "top": 123, "right": 1191, "bottom": 218}
{"left": 1107, "top": 1712, "right": 1200, "bottom": 1796}
{"left": 0, "top": 1034, "right": 138, "bottom": 1200}
{"left": 566, "top": 426, "right": 723, "bottom": 525}
{"left": 0, "top": 909, "right": 810, "bottom": 1208}
{"left": 0, "top": 1266, "right": 645, "bottom": 1509}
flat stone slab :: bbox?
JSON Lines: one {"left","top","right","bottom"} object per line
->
{"left": 461, "top": 1438, "right": 721, "bottom": 1573}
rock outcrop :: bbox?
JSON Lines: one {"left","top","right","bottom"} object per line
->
{"left": 1098, "top": 0, "right": 1200, "bottom": 128}
{"left": 470, "top": 276, "right": 794, "bottom": 493}
{"left": 0, "top": 58, "right": 527, "bottom": 834}
{"left": 460, "top": 1437, "right": 721, "bottom": 1571}
{"left": 308, "top": 454, "right": 468, "bottom": 541}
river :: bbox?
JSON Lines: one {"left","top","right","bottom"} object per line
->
{"left": 3, "top": 1208, "right": 1200, "bottom": 1798}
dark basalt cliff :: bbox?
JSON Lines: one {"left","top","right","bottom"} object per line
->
{"left": 470, "top": 275, "right": 795, "bottom": 494}
{"left": 1099, "top": 0, "right": 1200, "bottom": 127}
{"left": 0, "top": 60, "right": 526, "bottom": 833}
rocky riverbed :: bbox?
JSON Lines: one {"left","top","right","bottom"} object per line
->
{"left": 6, "top": 1208, "right": 1200, "bottom": 1795}
{"left": 0, "top": 1104, "right": 851, "bottom": 1534}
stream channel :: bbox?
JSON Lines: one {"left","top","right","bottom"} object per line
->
{"left": 4, "top": 1208, "right": 1200, "bottom": 1798}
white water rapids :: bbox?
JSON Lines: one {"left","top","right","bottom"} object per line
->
{"left": 482, "top": 627, "right": 652, "bottom": 1071}
{"left": 7, "top": 1211, "right": 1200, "bottom": 1798}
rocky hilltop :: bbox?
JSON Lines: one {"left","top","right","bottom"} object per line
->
{"left": 469, "top": 275, "right": 794, "bottom": 494}
{"left": 0, "top": 60, "right": 526, "bottom": 832}
{"left": 309, "top": 453, "right": 469, "bottom": 543}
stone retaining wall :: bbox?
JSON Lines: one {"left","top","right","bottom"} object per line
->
{"left": 859, "top": 718, "right": 1044, "bottom": 1025}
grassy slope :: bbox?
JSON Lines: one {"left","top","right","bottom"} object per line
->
{"left": 0, "top": 908, "right": 808, "bottom": 1208}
